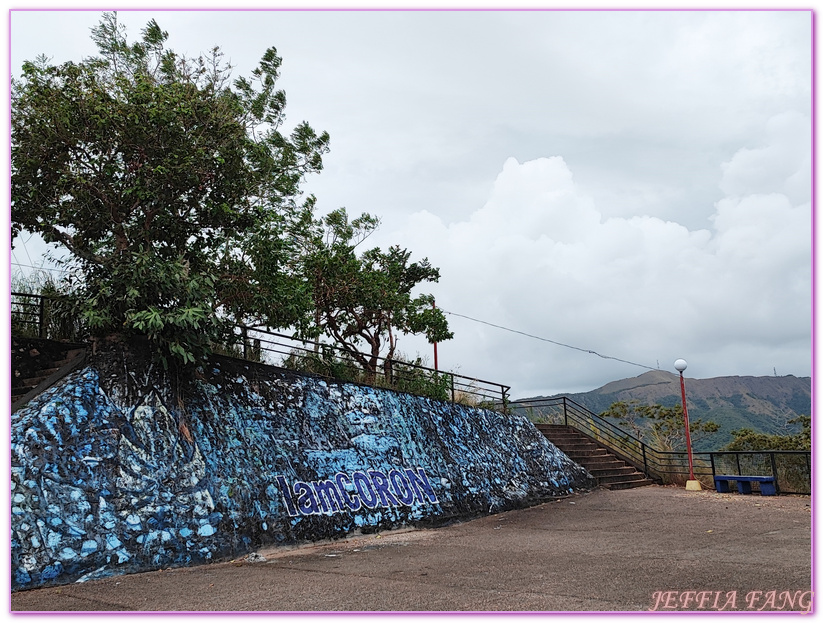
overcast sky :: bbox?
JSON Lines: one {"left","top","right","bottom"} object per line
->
{"left": 8, "top": 8, "right": 813, "bottom": 398}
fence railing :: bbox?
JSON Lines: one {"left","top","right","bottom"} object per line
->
{"left": 11, "top": 292, "right": 510, "bottom": 409}
{"left": 11, "top": 291, "right": 56, "bottom": 339}
{"left": 223, "top": 324, "right": 510, "bottom": 407}
{"left": 509, "top": 396, "right": 811, "bottom": 494}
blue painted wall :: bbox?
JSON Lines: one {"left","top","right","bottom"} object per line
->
{"left": 11, "top": 351, "right": 593, "bottom": 590}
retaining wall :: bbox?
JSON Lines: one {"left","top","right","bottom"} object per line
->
{"left": 11, "top": 347, "right": 593, "bottom": 590}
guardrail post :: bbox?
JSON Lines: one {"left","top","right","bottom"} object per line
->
{"left": 806, "top": 453, "right": 811, "bottom": 483}
{"left": 642, "top": 444, "right": 648, "bottom": 475}
{"left": 769, "top": 452, "right": 780, "bottom": 494}
{"left": 450, "top": 373, "right": 455, "bottom": 402}
{"left": 241, "top": 326, "right": 249, "bottom": 360}
{"left": 38, "top": 296, "right": 46, "bottom": 339}
{"left": 563, "top": 397, "right": 568, "bottom": 426}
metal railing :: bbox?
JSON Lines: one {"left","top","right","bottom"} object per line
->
{"left": 12, "top": 291, "right": 92, "bottom": 343}
{"left": 510, "top": 396, "right": 811, "bottom": 494}
{"left": 707, "top": 450, "right": 811, "bottom": 495}
{"left": 510, "top": 396, "right": 653, "bottom": 474}
{"left": 224, "top": 324, "right": 510, "bottom": 407}
{"left": 11, "top": 292, "right": 52, "bottom": 339}
{"left": 11, "top": 292, "right": 510, "bottom": 408}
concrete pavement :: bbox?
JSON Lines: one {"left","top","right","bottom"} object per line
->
{"left": 10, "top": 485, "right": 813, "bottom": 613}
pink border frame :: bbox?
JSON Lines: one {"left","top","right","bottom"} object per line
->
{"left": 4, "top": 7, "right": 816, "bottom": 616}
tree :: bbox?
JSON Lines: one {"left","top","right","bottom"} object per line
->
{"left": 601, "top": 400, "right": 719, "bottom": 451}
{"left": 11, "top": 13, "right": 328, "bottom": 366}
{"left": 302, "top": 208, "right": 453, "bottom": 379}
{"left": 723, "top": 416, "right": 810, "bottom": 451}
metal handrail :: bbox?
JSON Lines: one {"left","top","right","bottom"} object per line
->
{"left": 511, "top": 396, "right": 811, "bottom": 494}
{"left": 11, "top": 291, "right": 510, "bottom": 409}
{"left": 511, "top": 396, "right": 651, "bottom": 472}
{"left": 11, "top": 291, "right": 51, "bottom": 338}
{"left": 233, "top": 324, "right": 510, "bottom": 406}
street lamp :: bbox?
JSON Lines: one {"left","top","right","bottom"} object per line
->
{"left": 432, "top": 299, "right": 439, "bottom": 371}
{"left": 674, "top": 359, "right": 702, "bottom": 491}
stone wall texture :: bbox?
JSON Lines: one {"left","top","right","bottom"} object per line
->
{"left": 11, "top": 348, "right": 593, "bottom": 590}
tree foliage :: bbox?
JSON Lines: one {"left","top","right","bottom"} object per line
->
{"left": 722, "top": 416, "right": 810, "bottom": 451}
{"left": 601, "top": 400, "right": 720, "bottom": 451}
{"left": 12, "top": 13, "right": 328, "bottom": 366}
{"left": 302, "top": 208, "right": 453, "bottom": 378}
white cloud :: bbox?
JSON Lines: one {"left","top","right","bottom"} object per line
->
{"left": 720, "top": 111, "right": 811, "bottom": 205}
{"left": 382, "top": 110, "right": 810, "bottom": 396}
{"left": 7, "top": 9, "right": 812, "bottom": 396}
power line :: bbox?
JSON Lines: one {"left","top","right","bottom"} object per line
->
{"left": 10, "top": 262, "right": 70, "bottom": 275}
{"left": 441, "top": 309, "right": 657, "bottom": 372}
{"left": 19, "top": 234, "right": 36, "bottom": 269}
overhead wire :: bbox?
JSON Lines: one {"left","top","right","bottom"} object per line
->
{"left": 441, "top": 308, "right": 657, "bottom": 372}
{"left": 10, "top": 262, "right": 70, "bottom": 275}
{"left": 19, "top": 234, "right": 36, "bottom": 269}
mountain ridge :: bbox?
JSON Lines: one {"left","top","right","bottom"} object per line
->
{"left": 523, "top": 371, "right": 811, "bottom": 450}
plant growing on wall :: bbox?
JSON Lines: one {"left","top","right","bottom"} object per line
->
{"left": 11, "top": 13, "right": 328, "bottom": 367}
{"left": 302, "top": 208, "right": 453, "bottom": 380}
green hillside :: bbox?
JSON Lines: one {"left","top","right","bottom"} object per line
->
{"left": 531, "top": 371, "right": 811, "bottom": 451}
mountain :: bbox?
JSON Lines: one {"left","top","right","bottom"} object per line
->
{"left": 522, "top": 371, "right": 811, "bottom": 451}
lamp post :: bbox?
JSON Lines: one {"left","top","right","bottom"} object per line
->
{"left": 674, "top": 359, "right": 701, "bottom": 491}
{"left": 432, "top": 300, "right": 439, "bottom": 371}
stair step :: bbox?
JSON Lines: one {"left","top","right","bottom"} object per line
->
{"left": 554, "top": 443, "right": 601, "bottom": 453}
{"left": 18, "top": 373, "right": 54, "bottom": 386}
{"left": 580, "top": 455, "right": 626, "bottom": 465}
{"left": 551, "top": 434, "right": 595, "bottom": 441}
{"left": 587, "top": 466, "right": 638, "bottom": 477}
{"left": 539, "top": 426, "right": 654, "bottom": 491}
{"left": 14, "top": 351, "right": 84, "bottom": 390}
{"left": 549, "top": 437, "right": 592, "bottom": 446}
{"left": 606, "top": 479, "right": 656, "bottom": 490}
{"left": 552, "top": 438, "right": 599, "bottom": 446}
{"left": 11, "top": 343, "right": 87, "bottom": 410}
{"left": 563, "top": 449, "right": 610, "bottom": 458}
{"left": 581, "top": 457, "right": 635, "bottom": 474}
{"left": 596, "top": 472, "right": 648, "bottom": 485}
{"left": 12, "top": 380, "right": 38, "bottom": 390}
{"left": 51, "top": 349, "right": 85, "bottom": 368}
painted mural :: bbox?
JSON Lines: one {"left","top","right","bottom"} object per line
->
{"left": 11, "top": 347, "right": 594, "bottom": 590}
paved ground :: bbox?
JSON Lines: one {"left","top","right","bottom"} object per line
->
{"left": 10, "top": 485, "right": 812, "bottom": 613}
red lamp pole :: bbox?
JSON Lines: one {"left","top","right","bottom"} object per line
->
{"left": 675, "top": 359, "right": 695, "bottom": 481}
{"left": 432, "top": 300, "right": 439, "bottom": 371}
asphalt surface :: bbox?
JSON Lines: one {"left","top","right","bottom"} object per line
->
{"left": 10, "top": 485, "right": 813, "bottom": 613}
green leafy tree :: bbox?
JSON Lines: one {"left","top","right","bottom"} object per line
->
{"left": 302, "top": 208, "right": 453, "bottom": 379}
{"left": 11, "top": 13, "right": 328, "bottom": 366}
{"left": 602, "top": 400, "right": 720, "bottom": 451}
{"left": 723, "top": 416, "right": 810, "bottom": 451}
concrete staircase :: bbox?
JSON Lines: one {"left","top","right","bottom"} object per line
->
{"left": 12, "top": 338, "right": 86, "bottom": 411}
{"left": 537, "top": 424, "right": 655, "bottom": 490}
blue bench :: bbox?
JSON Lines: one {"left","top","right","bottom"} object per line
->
{"left": 714, "top": 474, "right": 777, "bottom": 496}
